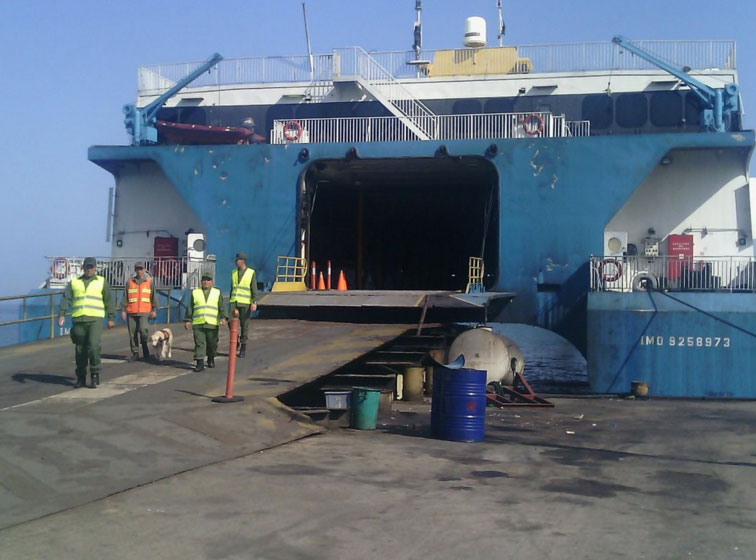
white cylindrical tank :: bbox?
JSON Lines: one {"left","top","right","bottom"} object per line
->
{"left": 463, "top": 16, "right": 486, "bottom": 48}
{"left": 447, "top": 327, "right": 524, "bottom": 385}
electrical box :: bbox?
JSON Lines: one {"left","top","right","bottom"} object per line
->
{"left": 603, "top": 231, "right": 628, "bottom": 257}
{"left": 643, "top": 237, "right": 661, "bottom": 257}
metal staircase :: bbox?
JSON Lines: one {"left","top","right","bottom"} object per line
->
{"left": 304, "top": 47, "right": 437, "bottom": 140}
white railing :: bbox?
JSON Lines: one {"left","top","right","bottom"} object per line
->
{"left": 590, "top": 256, "right": 756, "bottom": 293}
{"left": 137, "top": 40, "right": 736, "bottom": 93}
{"left": 271, "top": 112, "right": 589, "bottom": 144}
{"left": 46, "top": 256, "right": 216, "bottom": 290}
{"left": 334, "top": 47, "right": 437, "bottom": 140}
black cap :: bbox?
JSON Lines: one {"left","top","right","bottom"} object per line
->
{"left": 234, "top": 253, "right": 247, "bottom": 261}
{"left": 83, "top": 257, "right": 96, "bottom": 268}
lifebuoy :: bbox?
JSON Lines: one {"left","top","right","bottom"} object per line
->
{"left": 283, "top": 120, "right": 302, "bottom": 142}
{"left": 598, "top": 258, "right": 622, "bottom": 282}
{"left": 632, "top": 272, "right": 658, "bottom": 292}
{"left": 51, "top": 257, "right": 69, "bottom": 280}
{"left": 519, "top": 113, "right": 544, "bottom": 136}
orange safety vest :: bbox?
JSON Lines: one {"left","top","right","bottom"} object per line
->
{"left": 126, "top": 277, "right": 153, "bottom": 314}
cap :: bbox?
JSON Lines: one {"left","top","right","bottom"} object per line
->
{"left": 134, "top": 261, "right": 145, "bottom": 269}
{"left": 201, "top": 271, "right": 213, "bottom": 280}
{"left": 234, "top": 252, "right": 247, "bottom": 261}
{"left": 242, "top": 117, "right": 255, "bottom": 128}
{"left": 83, "top": 257, "right": 96, "bottom": 268}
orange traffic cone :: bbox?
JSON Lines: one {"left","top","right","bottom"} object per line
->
{"left": 317, "top": 271, "right": 326, "bottom": 290}
{"left": 337, "top": 270, "right": 348, "bottom": 291}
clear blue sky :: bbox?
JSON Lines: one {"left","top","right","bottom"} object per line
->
{"left": 0, "top": 0, "right": 754, "bottom": 296}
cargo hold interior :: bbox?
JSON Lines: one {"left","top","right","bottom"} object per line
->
{"left": 301, "top": 157, "right": 499, "bottom": 291}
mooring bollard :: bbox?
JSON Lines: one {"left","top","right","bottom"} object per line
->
{"left": 213, "top": 309, "right": 244, "bottom": 404}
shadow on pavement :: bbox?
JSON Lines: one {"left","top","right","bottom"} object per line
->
{"left": 11, "top": 373, "right": 75, "bottom": 386}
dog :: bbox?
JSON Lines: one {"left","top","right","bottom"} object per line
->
{"left": 149, "top": 328, "right": 173, "bottom": 361}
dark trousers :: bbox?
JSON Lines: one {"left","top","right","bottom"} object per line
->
{"left": 127, "top": 314, "right": 150, "bottom": 354}
{"left": 70, "top": 320, "right": 103, "bottom": 379}
{"left": 192, "top": 325, "right": 219, "bottom": 360}
{"left": 230, "top": 304, "right": 251, "bottom": 343}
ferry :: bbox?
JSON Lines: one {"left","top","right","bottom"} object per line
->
{"left": 42, "top": 4, "right": 756, "bottom": 397}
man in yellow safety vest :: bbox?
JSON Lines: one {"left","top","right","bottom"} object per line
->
{"left": 120, "top": 261, "right": 157, "bottom": 361}
{"left": 184, "top": 271, "right": 227, "bottom": 372}
{"left": 229, "top": 252, "right": 257, "bottom": 358}
{"left": 57, "top": 257, "right": 116, "bottom": 388}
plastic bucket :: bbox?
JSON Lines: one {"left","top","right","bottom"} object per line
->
{"left": 351, "top": 387, "right": 381, "bottom": 430}
{"left": 431, "top": 367, "right": 486, "bottom": 442}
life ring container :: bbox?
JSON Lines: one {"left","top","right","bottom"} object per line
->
{"left": 519, "top": 113, "right": 544, "bottom": 136}
{"left": 631, "top": 272, "right": 658, "bottom": 292}
{"left": 51, "top": 257, "right": 69, "bottom": 280}
{"left": 598, "top": 258, "right": 622, "bottom": 282}
{"left": 283, "top": 120, "right": 303, "bottom": 142}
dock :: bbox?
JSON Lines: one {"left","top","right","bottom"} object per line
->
{"left": 1, "top": 320, "right": 755, "bottom": 558}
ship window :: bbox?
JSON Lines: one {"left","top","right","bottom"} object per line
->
{"left": 452, "top": 99, "right": 482, "bottom": 114}
{"left": 616, "top": 93, "right": 647, "bottom": 128}
{"left": 685, "top": 92, "right": 702, "bottom": 126}
{"left": 581, "top": 95, "right": 612, "bottom": 130}
{"left": 484, "top": 98, "right": 514, "bottom": 114}
{"left": 650, "top": 92, "right": 682, "bottom": 126}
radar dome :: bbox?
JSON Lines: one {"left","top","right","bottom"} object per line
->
{"left": 464, "top": 16, "right": 486, "bottom": 48}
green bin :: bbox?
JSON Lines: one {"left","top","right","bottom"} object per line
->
{"left": 351, "top": 388, "right": 380, "bottom": 430}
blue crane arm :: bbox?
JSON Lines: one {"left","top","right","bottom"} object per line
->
{"left": 611, "top": 36, "right": 738, "bottom": 132}
{"left": 124, "top": 53, "right": 223, "bottom": 145}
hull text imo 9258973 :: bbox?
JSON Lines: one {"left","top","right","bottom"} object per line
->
{"left": 64, "top": 6, "right": 754, "bottom": 398}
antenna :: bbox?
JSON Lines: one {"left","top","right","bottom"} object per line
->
{"left": 413, "top": 0, "right": 422, "bottom": 60}
{"left": 302, "top": 3, "right": 314, "bottom": 80}
{"left": 497, "top": 0, "right": 505, "bottom": 47}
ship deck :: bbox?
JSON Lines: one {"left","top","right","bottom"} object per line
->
{"left": 1, "top": 321, "right": 755, "bottom": 556}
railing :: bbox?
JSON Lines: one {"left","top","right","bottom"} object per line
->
{"left": 590, "top": 256, "right": 756, "bottom": 293}
{"left": 0, "top": 288, "right": 185, "bottom": 347}
{"left": 271, "top": 112, "right": 589, "bottom": 144}
{"left": 45, "top": 256, "right": 216, "bottom": 290}
{"left": 137, "top": 40, "right": 736, "bottom": 93}
{"left": 334, "top": 47, "right": 437, "bottom": 140}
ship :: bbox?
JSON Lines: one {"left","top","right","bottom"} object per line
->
{"left": 40, "top": 4, "right": 754, "bottom": 398}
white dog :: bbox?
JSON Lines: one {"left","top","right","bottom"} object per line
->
{"left": 149, "top": 328, "right": 173, "bottom": 361}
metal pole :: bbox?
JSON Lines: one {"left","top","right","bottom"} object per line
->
{"left": 49, "top": 293, "right": 55, "bottom": 339}
{"left": 302, "top": 3, "right": 314, "bottom": 80}
{"left": 213, "top": 309, "right": 244, "bottom": 403}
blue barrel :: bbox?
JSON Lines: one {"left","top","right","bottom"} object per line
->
{"left": 431, "top": 367, "right": 487, "bottom": 442}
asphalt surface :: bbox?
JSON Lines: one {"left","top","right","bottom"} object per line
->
{"left": 1, "top": 321, "right": 756, "bottom": 559}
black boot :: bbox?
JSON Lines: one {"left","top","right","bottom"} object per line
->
{"left": 141, "top": 341, "right": 152, "bottom": 361}
{"left": 238, "top": 343, "right": 246, "bottom": 358}
{"left": 194, "top": 359, "right": 205, "bottom": 372}
{"left": 207, "top": 356, "right": 215, "bottom": 368}
{"left": 90, "top": 373, "right": 100, "bottom": 388}
{"left": 73, "top": 376, "right": 86, "bottom": 389}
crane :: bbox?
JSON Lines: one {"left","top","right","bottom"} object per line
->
{"left": 123, "top": 53, "right": 223, "bottom": 145}
{"left": 611, "top": 36, "right": 739, "bottom": 132}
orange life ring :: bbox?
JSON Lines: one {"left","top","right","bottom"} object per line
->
{"left": 51, "top": 257, "right": 69, "bottom": 280}
{"left": 599, "top": 258, "right": 622, "bottom": 282}
{"left": 283, "top": 120, "right": 302, "bottom": 142}
{"left": 519, "top": 113, "right": 544, "bottom": 136}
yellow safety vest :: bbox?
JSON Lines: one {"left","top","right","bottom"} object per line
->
{"left": 230, "top": 268, "right": 255, "bottom": 305}
{"left": 192, "top": 287, "right": 221, "bottom": 326}
{"left": 71, "top": 276, "right": 106, "bottom": 319}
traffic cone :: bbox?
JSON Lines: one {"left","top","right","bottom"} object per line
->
{"left": 317, "top": 271, "right": 326, "bottom": 290}
{"left": 337, "top": 270, "right": 348, "bottom": 291}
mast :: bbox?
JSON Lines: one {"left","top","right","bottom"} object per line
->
{"left": 302, "top": 3, "right": 314, "bottom": 80}
{"left": 413, "top": 0, "right": 422, "bottom": 60}
{"left": 497, "top": 0, "right": 505, "bottom": 47}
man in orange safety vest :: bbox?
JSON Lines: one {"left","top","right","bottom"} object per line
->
{"left": 120, "top": 262, "right": 157, "bottom": 361}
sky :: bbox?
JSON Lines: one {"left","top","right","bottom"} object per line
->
{"left": 0, "top": 0, "right": 755, "bottom": 296}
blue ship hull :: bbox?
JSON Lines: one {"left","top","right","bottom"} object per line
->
{"left": 89, "top": 130, "right": 755, "bottom": 397}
